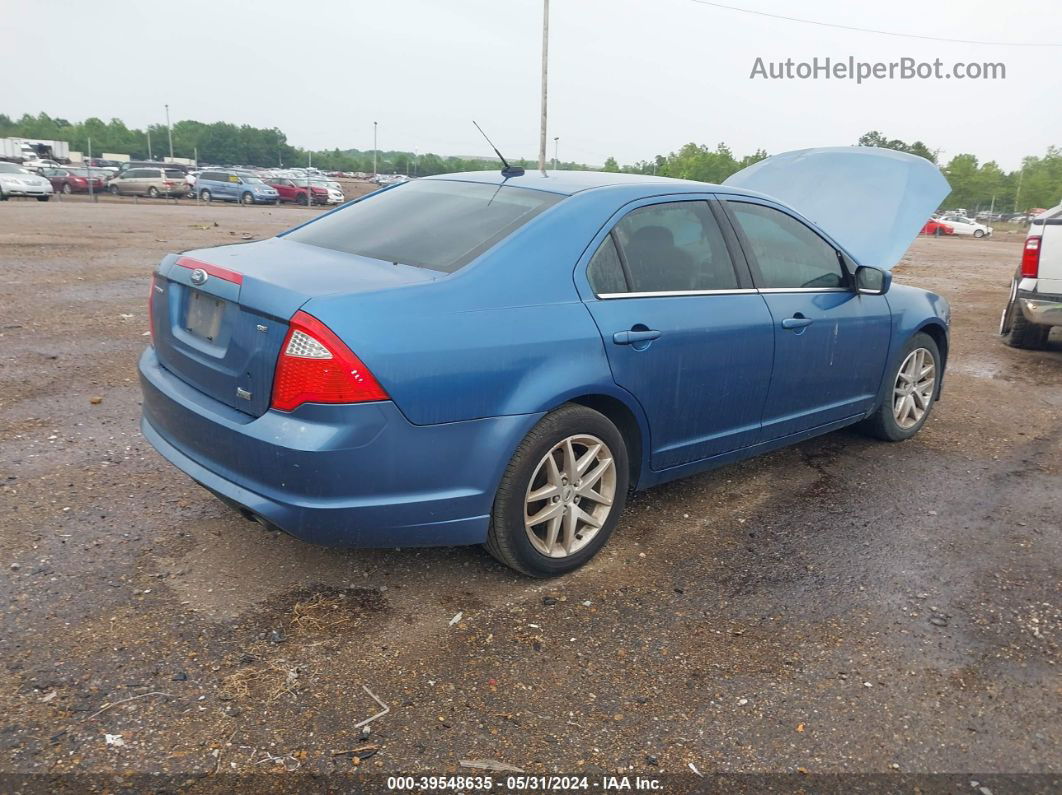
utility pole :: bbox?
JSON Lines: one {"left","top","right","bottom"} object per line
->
{"left": 87, "top": 136, "right": 95, "bottom": 202}
{"left": 165, "top": 104, "right": 174, "bottom": 160}
{"left": 147, "top": 128, "right": 153, "bottom": 160}
{"left": 373, "top": 121, "right": 378, "bottom": 176}
{"left": 1015, "top": 166, "right": 1025, "bottom": 212}
{"left": 552, "top": 136, "right": 559, "bottom": 171}
{"left": 538, "top": 0, "right": 549, "bottom": 173}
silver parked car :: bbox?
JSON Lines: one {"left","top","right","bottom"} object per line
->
{"left": 107, "top": 167, "right": 188, "bottom": 198}
{"left": 0, "top": 162, "right": 54, "bottom": 201}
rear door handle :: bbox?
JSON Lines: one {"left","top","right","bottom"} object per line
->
{"left": 781, "top": 316, "right": 814, "bottom": 330}
{"left": 613, "top": 329, "right": 661, "bottom": 345}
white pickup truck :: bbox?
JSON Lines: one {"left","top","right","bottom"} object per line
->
{"left": 1000, "top": 204, "right": 1062, "bottom": 348}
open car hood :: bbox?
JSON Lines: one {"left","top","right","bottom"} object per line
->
{"left": 723, "top": 147, "right": 950, "bottom": 270}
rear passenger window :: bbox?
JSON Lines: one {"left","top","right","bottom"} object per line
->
{"left": 728, "top": 202, "right": 845, "bottom": 289}
{"left": 612, "top": 202, "right": 738, "bottom": 293}
{"left": 586, "top": 236, "right": 628, "bottom": 295}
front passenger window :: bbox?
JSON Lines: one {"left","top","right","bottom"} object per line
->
{"left": 728, "top": 202, "right": 845, "bottom": 289}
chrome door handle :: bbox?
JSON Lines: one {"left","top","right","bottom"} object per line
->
{"left": 613, "top": 329, "right": 661, "bottom": 345}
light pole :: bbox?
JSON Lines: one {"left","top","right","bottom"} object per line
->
{"left": 538, "top": 0, "right": 549, "bottom": 173}
{"left": 552, "top": 137, "right": 559, "bottom": 171}
{"left": 165, "top": 104, "right": 174, "bottom": 160}
{"left": 373, "top": 121, "right": 378, "bottom": 177}
{"left": 147, "top": 128, "right": 153, "bottom": 160}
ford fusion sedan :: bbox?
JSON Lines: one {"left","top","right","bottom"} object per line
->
{"left": 139, "top": 149, "right": 951, "bottom": 577}
{"left": 0, "top": 162, "right": 54, "bottom": 200}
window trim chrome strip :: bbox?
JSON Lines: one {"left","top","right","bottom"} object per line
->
{"left": 596, "top": 288, "right": 758, "bottom": 299}
{"left": 756, "top": 287, "right": 851, "bottom": 294}
{"left": 595, "top": 287, "right": 852, "bottom": 300}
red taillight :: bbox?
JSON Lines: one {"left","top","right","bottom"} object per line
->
{"left": 271, "top": 311, "right": 388, "bottom": 411}
{"left": 1021, "top": 236, "right": 1042, "bottom": 278}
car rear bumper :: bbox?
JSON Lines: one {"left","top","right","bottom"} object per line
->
{"left": 138, "top": 347, "right": 540, "bottom": 547}
{"left": 1018, "top": 289, "right": 1062, "bottom": 327}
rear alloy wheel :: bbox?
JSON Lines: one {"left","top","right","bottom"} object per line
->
{"left": 147, "top": 186, "right": 159, "bottom": 198}
{"left": 241, "top": 191, "right": 254, "bottom": 205}
{"left": 486, "top": 404, "right": 629, "bottom": 577}
{"left": 200, "top": 189, "right": 211, "bottom": 202}
{"left": 62, "top": 183, "right": 72, "bottom": 194}
{"left": 859, "top": 333, "right": 940, "bottom": 441}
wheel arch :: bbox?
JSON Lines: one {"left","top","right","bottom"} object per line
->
{"left": 914, "top": 319, "right": 949, "bottom": 398}
{"left": 563, "top": 392, "right": 648, "bottom": 491}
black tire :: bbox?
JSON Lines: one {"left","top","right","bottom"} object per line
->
{"left": 297, "top": 193, "right": 309, "bottom": 206}
{"left": 109, "top": 184, "right": 119, "bottom": 195}
{"left": 200, "top": 189, "right": 211, "bottom": 202}
{"left": 1001, "top": 293, "right": 1050, "bottom": 350}
{"left": 485, "top": 404, "right": 630, "bottom": 577}
{"left": 241, "top": 191, "right": 254, "bottom": 205}
{"left": 973, "top": 229, "right": 985, "bottom": 239}
{"left": 37, "top": 195, "right": 51, "bottom": 202}
{"left": 858, "top": 332, "right": 941, "bottom": 442}
{"left": 147, "top": 186, "right": 159, "bottom": 198}
{"left": 62, "top": 183, "right": 72, "bottom": 194}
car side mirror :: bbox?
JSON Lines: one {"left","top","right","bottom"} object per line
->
{"left": 855, "top": 265, "right": 891, "bottom": 295}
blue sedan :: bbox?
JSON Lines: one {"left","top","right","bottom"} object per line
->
{"left": 139, "top": 151, "right": 950, "bottom": 576}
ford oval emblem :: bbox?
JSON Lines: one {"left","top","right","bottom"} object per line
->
{"left": 190, "top": 268, "right": 208, "bottom": 286}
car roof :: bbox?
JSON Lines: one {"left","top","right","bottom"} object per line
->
{"left": 421, "top": 169, "right": 731, "bottom": 197}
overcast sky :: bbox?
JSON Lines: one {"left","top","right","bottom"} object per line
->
{"left": 5, "top": 0, "right": 1060, "bottom": 169}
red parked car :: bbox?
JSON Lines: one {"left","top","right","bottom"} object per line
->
{"left": 266, "top": 177, "right": 329, "bottom": 205}
{"left": 921, "top": 218, "right": 955, "bottom": 236}
{"left": 43, "top": 167, "right": 107, "bottom": 195}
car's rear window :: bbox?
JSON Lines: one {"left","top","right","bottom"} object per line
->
{"left": 164, "top": 169, "right": 185, "bottom": 179}
{"left": 285, "top": 179, "right": 562, "bottom": 273}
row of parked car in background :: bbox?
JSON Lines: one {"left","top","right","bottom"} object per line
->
{"left": 919, "top": 208, "right": 1044, "bottom": 239}
{"left": 3, "top": 157, "right": 413, "bottom": 204}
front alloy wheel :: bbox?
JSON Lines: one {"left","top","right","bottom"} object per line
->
{"left": 892, "top": 347, "right": 936, "bottom": 430}
{"left": 859, "top": 331, "right": 941, "bottom": 441}
{"left": 487, "top": 404, "right": 629, "bottom": 577}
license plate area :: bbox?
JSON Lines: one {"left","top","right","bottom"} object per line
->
{"left": 185, "top": 290, "right": 225, "bottom": 341}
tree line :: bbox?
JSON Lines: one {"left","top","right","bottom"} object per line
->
{"left": 605, "top": 131, "right": 1060, "bottom": 213}
{"left": 2, "top": 112, "right": 1058, "bottom": 211}
{"left": 0, "top": 112, "right": 557, "bottom": 177}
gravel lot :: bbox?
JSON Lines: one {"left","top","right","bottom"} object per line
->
{"left": 0, "top": 200, "right": 1058, "bottom": 780}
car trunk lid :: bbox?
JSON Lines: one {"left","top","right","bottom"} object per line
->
{"left": 149, "top": 237, "right": 438, "bottom": 417}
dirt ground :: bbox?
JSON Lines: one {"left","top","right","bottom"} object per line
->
{"left": 0, "top": 200, "right": 1058, "bottom": 782}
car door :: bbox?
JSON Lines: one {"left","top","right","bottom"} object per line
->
{"left": 580, "top": 198, "right": 775, "bottom": 470}
{"left": 722, "top": 198, "right": 892, "bottom": 440}
{"left": 123, "top": 169, "right": 145, "bottom": 195}
{"left": 221, "top": 173, "right": 240, "bottom": 200}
